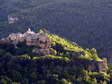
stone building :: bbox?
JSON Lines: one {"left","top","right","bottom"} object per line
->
{"left": 8, "top": 16, "right": 18, "bottom": 24}
{"left": 97, "top": 58, "right": 108, "bottom": 72}
{"left": 87, "top": 58, "right": 108, "bottom": 72}
{"left": 0, "top": 28, "right": 52, "bottom": 55}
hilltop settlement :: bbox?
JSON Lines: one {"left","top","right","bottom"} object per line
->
{"left": 0, "top": 29, "right": 111, "bottom": 84}
{"left": 0, "top": 28, "right": 52, "bottom": 55}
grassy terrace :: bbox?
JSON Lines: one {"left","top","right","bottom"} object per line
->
{"left": 0, "top": 29, "right": 108, "bottom": 84}
{"left": 48, "top": 33, "right": 102, "bottom": 61}
{"left": 19, "top": 54, "right": 70, "bottom": 62}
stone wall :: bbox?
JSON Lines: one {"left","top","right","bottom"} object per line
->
{"left": 97, "top": 58, "right": 108, "bottom": 72}
{"left": 87, "top": 58, "right": 108, "bottom": 72}
{"left": 0, "top": 29, "right": 52, "bottom": 56}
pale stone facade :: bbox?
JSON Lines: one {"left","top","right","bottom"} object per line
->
{"left": 8, "top": 16, "right": 18, "bottom": 24}
{"left": 0, "top": 28, "right": 52, "bottom": 55}
{"left": 86, "top": 58, "right": 108, "bottom": 72}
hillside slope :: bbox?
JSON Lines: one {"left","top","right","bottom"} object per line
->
{"left": 0, "top": 29, "right": 109, "bottom": 84}
{"left": 0, "top": 0, "right": 112, "bottom": 58}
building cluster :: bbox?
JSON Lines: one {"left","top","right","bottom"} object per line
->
{"left": 0, "top": 28, "right": 52, "bottom": 55}
{"left": 0, "top": 28, "right": 109, "bottom": 73}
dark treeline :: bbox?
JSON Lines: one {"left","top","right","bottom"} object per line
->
{"left": 0, "top": 0, "right": 112, "bottom": 58}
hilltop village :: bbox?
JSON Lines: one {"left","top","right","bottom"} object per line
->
{"left": 0, "top": 28, "right": 52, "bottom": 55}
{"left": 0, "top": 28, "right": 110, "bottom": 84}
{"left": 0, "top": 28, "right": 108, "bottom": 73}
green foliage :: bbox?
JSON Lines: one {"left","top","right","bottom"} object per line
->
{"left": 108, "top": 64, "right": 112, "bottom": 72}
{"left": 0, "top": 76, "right": 12, "bottom": 84}
{"left": 84, "top": 48, "right": 102, "bottom": 61}
{"left": 89, "top": 72, "right": 110, "bottom": 82}
{"left": 48, "top": 34, "right": 83, "bottom": 52}
{"left": 78, "top": 54, "right": 93, "bottom": 61}
{"left": 0, "top": 29, "right": 108, "bottom": 84}
{"left": 12, "top": 82, "right": 21, "bottom": 84}
{"left": 18, "top": 54, "right": 31, "bottom": 59}
{"left": 60, "top": 79, "right": 73, "bottom": 84}
{"left": 48, "top": 34, "right": 102, "bottom": 62}
{"left": 33, "top": 55, "right": 70, "bottom": 62}
{"left": 0, "top": 79, "right": 7, "bottom": 84}
{"left": 50, "top": 48, "right": 57, "bottom": 55}
{"left": 89, "top": 48, "right": 102, "bottom": 61}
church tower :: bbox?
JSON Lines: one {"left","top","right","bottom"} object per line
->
{"left": 26, "top": 28, "right": 35, "bottom": 34}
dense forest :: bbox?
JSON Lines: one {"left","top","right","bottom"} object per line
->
{"left": 0, "top": 29, "right": 110, "bottom": 84}
{"left": 0, "top": 0, "right": 112, "bottom": 58}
